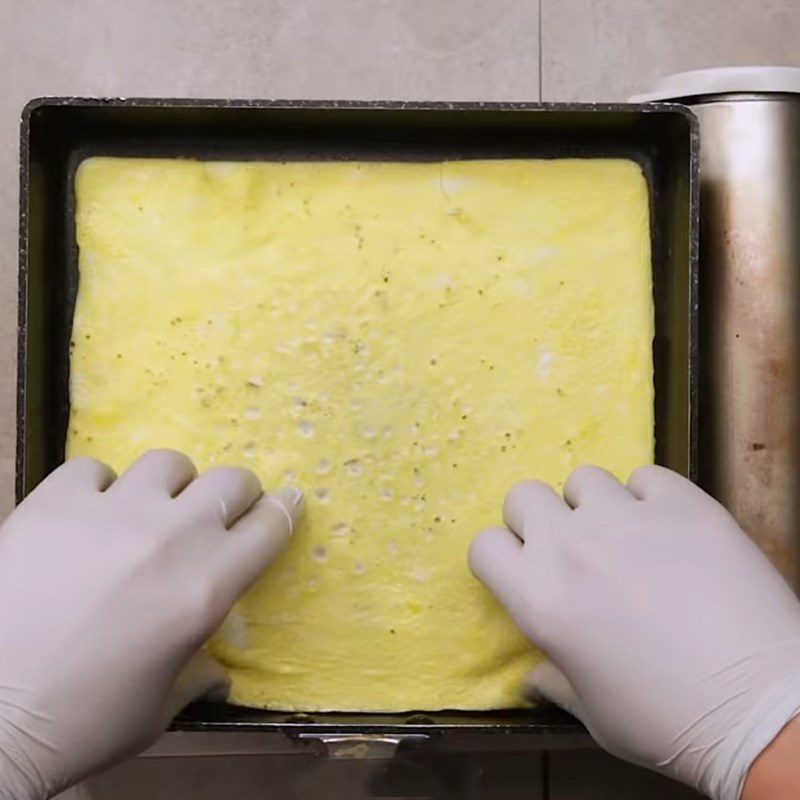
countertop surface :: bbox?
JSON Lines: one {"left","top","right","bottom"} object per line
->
{"left": 5, "top": 2, "right": 800, "bottom": 797}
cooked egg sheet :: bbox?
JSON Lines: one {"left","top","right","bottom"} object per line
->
{"left": 70, "top": 156, "right": 653, "bottom": 711}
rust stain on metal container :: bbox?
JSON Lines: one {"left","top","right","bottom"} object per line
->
{"left": 697, "top": 96, "right": 800, "bottom": 586}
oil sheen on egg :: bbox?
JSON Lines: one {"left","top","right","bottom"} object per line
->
{"left": 70, "top": 156, "right": 654, "bottom": 712}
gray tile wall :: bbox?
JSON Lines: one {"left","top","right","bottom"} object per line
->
{"left": 549, "top": 750, "right": 703, "bottom": 799}
{"left": 58, "top": 748, "right": 703, "bottom": 799}
{"left": 61, "top": 750, "right": 546, "bottom": 800}
{"left": 541, "top": 0, "right": 800, "bottom": 101}
{"left": 6, "top": 0, "right": 800, "bottom": 797}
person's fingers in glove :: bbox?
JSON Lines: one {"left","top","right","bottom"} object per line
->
{"left": 562, "top": 464, "right": 632, "bottom": 508}
{"left": 29, "top": 455, "right": 117, "bottom": 497}
{"left": 178, "top": 465, "right": 263, "bottom": 527}
{"left": 213, "top": 488, "right": 304, "bottom": 608}
{"left": 503, "top": 479, "right": 567, "bottom": 539}
{"left": 469, "top": 526, "right": 525, "bottom": 619}
{"left": 0, "top": 450, "right": 304, "bottom": 800}
{"left": 163, "top": 651, "right": 231, "bottom": 726}
{"left": 108, "top": 449, "right": 197, "bottom": 498}
{"left": 524, "top": 659, "right": 587, "bottom": 725}
{"left": 470, "top": 463, "right": 800, "bottom": 800}
{"left": 626, "top": 463, "right": 706, "bottom": 502}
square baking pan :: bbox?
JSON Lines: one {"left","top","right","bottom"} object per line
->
{"left": 18, "top": 98, "right": 698, "bottom": 742}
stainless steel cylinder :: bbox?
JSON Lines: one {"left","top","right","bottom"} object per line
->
{"left": 692, "top": 93, "right": 800, "bottom": 584}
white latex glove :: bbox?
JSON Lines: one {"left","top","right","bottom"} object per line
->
{"left": 469, "top": 465, "right": 800, "bottom": 800}
{"left": 0, "top": 450, "right": 303, "bottom": 800}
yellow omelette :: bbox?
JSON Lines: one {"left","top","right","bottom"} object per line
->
{"left": 70, "top": 156, "right": 653, "bottom": 711}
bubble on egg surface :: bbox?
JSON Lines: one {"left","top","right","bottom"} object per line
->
{"left": 410, "top": 566, "right": 432, "bottom": 583}
{"left": 206, "top": 162, "right": 236, "bottom": 178}
{"left": 298, "top": 420, "right": 315, "bottom": 437}
{"left": 538, "top": 350, "right": 554, "bottom": 379}
{"left": 432, "top": 272, "right": 454, "bottom": 290}
{"left": 331, "top": 521, "right": 351, "bottom": 536}
{"left": 345, "top": 459, "right": 363, "bottom": 477}
{"left": 312, "top": 545, "right": 328, "bottom": 563}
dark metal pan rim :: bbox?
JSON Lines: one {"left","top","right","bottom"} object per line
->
{"left": 18, "top": 99, "right": 698, "bottom": 737}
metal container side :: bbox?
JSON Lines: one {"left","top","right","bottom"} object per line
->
{"left": 18, "top": 98, "right": 698, "bottom": 740}
{"left": 690, "top": 93, "right": 800, "bottom": 586}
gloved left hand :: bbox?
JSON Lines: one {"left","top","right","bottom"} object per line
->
{"left": 0, "top": 450, "right": 302, "bottom": 800}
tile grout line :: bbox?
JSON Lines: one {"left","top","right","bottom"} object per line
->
{"left": 542, "top": 749, "right": 550, "bottom": 800}
{"left": 538, "top": 0, "right": 543, "bottom": 100}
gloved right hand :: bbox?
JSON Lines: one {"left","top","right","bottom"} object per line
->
{"left": 470, "top": 465, "right": 800, "bottom": 800}
{"left": 0, "top": 450, "right": 303, "bottom": 800}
